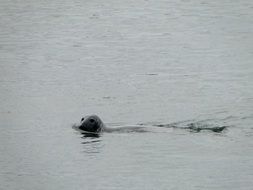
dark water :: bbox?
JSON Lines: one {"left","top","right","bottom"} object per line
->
{"left": 1, "top": 0, "right": 253, "bottom": 189}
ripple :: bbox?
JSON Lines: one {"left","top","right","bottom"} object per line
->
{"left": 153, "top": 119, "right": 229, "bottom": 133}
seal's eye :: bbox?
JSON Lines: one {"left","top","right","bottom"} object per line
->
{"left": 81, "top": 117, "right": 84, "bottom": 122}
{"left": 89, "top": 118, "right": 95, "bottom": 123}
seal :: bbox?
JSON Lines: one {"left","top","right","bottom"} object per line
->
{"left": 73, "top": 115, "right": 227, "bottom": 135}
{"left": 74, "top": 115, "right": 147, "bottom": 134}
{"left": 77, "top": 115, "right": 105, "bottom": 133}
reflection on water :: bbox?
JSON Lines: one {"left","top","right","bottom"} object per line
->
{"left": 81, "top": 139, "right": 101, "bottom": 145}
{"left": 81, "top": 132, "right": 101, "bottom": 138}
{"left": 81, "top": 142, "right": 103, "bottom": 155}
{"left": 81, "top": 134, "right": 103, "bottom": 154}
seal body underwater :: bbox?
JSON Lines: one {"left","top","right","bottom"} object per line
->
{"left": 77, "top": 115, "right": 105, "bottom": 133}
{"left": 74, "top": 115, "right": 145, "bottom": 134}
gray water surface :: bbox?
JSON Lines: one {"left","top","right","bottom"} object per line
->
{"left": 1, "top": 0, "right": 253, "bottom": 189}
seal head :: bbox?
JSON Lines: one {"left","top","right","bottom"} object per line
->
{"left": 78, "top": 115, "right": 104, "bottom": 133}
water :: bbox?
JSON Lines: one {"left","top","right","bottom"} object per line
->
{"left": 1, "top": 0, "right": 253, "bottom": 189}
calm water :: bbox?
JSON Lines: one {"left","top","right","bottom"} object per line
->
{"left": 1, "top": 0, "right": 253, "bottom": 189}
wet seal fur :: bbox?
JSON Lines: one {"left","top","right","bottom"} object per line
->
{"left": 73, "top": 115, "right": 146, "bottom": 134}
{"left": 76, "top": 115, "right": 105, "bottom": 133}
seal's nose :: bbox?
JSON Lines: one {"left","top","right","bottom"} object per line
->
{"left": 81, "top": 117, "right": 84, "bottom": 122}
